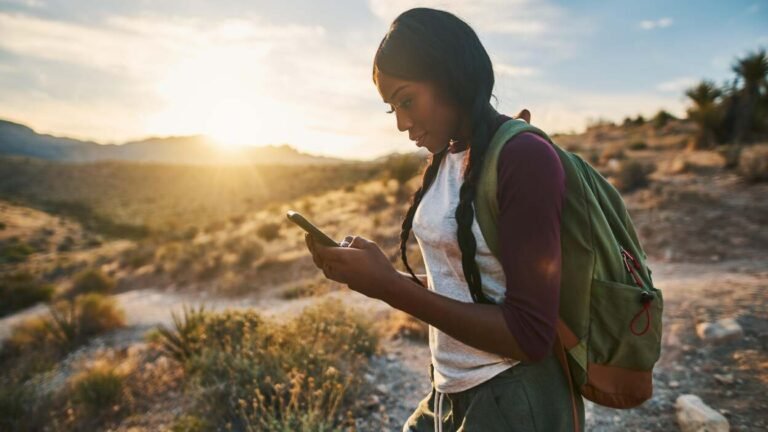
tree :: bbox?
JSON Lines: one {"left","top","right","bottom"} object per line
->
{"left": 730, "top": 48, "right": 768, "bottom": 143}
{"left": 686, "top": 80, "right": 723, "bottom": 148}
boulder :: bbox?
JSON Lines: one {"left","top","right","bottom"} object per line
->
{"left": 696, "top": 318, "right": 743, "bottom": 344}
{"left": 675, "top": 394, "right": 729, "bottom": 432}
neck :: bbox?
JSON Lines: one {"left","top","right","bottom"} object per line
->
{"left": 448, "top": 107, "right": 503, "bottom": 154}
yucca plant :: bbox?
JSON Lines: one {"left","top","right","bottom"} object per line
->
{"left": 731, "top": 48, "right": 768, "bottom": 142}
{"left": 686, "top": 80, "right": 724, "bottom": 148}
{"left": 156, "top": 305, "right": 208, "bottom": 363}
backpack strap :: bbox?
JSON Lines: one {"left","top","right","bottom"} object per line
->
{"left": 474, "top": 118, "right": 554, "bottom": 257}
{"left": 475, "top": 119, "right": 582, "bottom": 432}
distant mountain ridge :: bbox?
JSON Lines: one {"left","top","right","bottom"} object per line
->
{"left": 0, "top": 119, "right": 352, "bottom": 165}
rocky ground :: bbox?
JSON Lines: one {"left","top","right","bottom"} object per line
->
{"left": 1, "top": 141, "right": 766, "bottom": 430}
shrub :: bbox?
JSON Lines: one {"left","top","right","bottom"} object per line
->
{"left": 0, "top": 380, "right": 51, "bottom": 432}
{"left": 120, "top": 244, "right": 156, "bottom": 269}
{"left": 628, "top": 141, "right": 648, "bottom": 150}
{"left": 0, "top": 239, "right": 35, "bottom": 263}
{"left": 0, "top": 272, "right": 54, "bottom": 317}
{"left": 71, "top": 363, "right": 128, "bottom": 414}
{"left": 737, "top": 144, "right": 768, "bottom": 182}
{"left": 157, "top": 305, "right": 208, "bottom": 363}
{"left": 716, "top": 145, "right": 742, "bottom": 169}
{"left": 7, "top": 294, "right": 126, "bottom": 353}
{"left": 366, "top": 192, "right": 389, "bottom": 211}
{"left": 378, "top": 310, "right": 429, "bottom": 343}
{"left": 612, "top": 160, "right": 654, "bottom": 192}
{"left": 70, "top": 269, "right": 116, "bottom": 297}
{"left": 0, "top": 221, "right": 6, "bottom": 230}
{"left": 256, "top": 222, "right": 282, "bottom": 242}
{"left": 385, "top": 153, "right": 423, "bottom": 188}
{"left": 238, "top": 241, "right": 264, "bottom": 269}
{"left": 653, "top": 110, "right": 677, "bottom": 129}
{"left": 159, "top": 300, "right": 378, "bottom": 429}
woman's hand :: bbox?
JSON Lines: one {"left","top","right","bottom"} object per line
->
{"left": 305, "top": 234, "right": 399, "bottom": 301}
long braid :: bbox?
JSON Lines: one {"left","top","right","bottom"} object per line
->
{"left": 455, "top": 104, "right": 496, "bottom": 304}
{"left": 400, "top": 148, "right": 447, "bottom": 286}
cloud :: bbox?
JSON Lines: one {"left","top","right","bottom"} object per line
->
{"left": 367, "top": 0, "right": 562, "bottom": 36}
{"left": 656, "top": 76, "right": 699, "bottom": 93}
{"left": 639, "top": 17, "right": 673, "bottom": 30}
{"left": 494, "top": 62, "right": 536, "bottom": 77}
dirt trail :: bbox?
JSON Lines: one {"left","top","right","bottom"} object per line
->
{"left": 2, "top": 257, "right": 765, "bottom": 430}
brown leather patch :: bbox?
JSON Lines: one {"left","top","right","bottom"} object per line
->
{"left": 557, "top": 319, "right": 580, "bottom": 349}
{"left": 582, "top": 363, "right": 652, "bottom": 409}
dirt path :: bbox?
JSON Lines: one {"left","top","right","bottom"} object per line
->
{"left": 1, "top": 257, "right": 765, "bottom": 430}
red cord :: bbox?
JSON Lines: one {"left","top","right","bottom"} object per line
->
{"left": 630, "top": 302, "right": 651, "bottom": 336}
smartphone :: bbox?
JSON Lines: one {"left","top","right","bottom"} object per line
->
{"left": 286, "top": 210, "right": 339, "bottom": 247}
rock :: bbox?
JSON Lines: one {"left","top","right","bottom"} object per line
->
{"left": 696, "top": 318, "right": 743, "bottom": 344}
{"left": 714, "top": 373, "right": 734, "bottom": 385}
{"left": 669, "top": 380, "right": 680, "bottom": 389}
{"left": 386, "top": 353, "right": 397, "bottom": 362}
{"left": 375, "top": 384, "right": 389, "bottom": 395}
{"left": 675, "top": 394, "right": 730, "bottom": 432}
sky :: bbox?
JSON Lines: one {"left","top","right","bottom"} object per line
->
{"left": 0, "top": 0, "right": 766, "bottom": 160}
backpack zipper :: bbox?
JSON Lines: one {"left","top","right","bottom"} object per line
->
{"left": 620, "top": 245, "right": 655, "bottom": 335}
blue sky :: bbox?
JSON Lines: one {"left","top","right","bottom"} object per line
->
{"left": 0, "top": 0, "right": 766, "bottom": 159}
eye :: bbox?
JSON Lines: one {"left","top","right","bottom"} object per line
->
{"left": 385, "top": 98, "right": 412, "bottom": 114}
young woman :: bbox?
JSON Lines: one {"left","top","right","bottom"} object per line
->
{"left": 305, "top": 7, "right": 584, "bottom": 432}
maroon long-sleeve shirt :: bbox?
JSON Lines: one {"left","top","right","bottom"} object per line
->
{"left": 447, "top": 115, "right": 565, "bottom": 362}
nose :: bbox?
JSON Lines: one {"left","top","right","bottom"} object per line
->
{"left": 395, "top": 109, "right": 413, "bottom": 132}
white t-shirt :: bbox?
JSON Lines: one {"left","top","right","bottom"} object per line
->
{"left": 412, "top": 149, "right": 519, "bottom": 393}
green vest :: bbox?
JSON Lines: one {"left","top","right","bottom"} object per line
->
{"left": 474, "top": 119, "right": 663, "bottom": 409}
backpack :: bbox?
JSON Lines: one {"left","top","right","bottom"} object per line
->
{"left": 473, "top": 119, "right": 663, "bottom": 416}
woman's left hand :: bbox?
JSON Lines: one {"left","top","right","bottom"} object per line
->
{"left": 305, "top": 234, "right": 398, "bottom": 301}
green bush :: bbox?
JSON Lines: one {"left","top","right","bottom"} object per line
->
{"left": 157, "top": 300, "right": 378, "bottom": 429}
{"left": 71, "top": 363, "right": 128, "bottom": 414}
{"left": 256, "top": 222, "right": 282, "bottom": 242}
{"left": 70, "top": 269, "right": 116, "bottom": 297}
{"left": 5, "top": 293, "right": 126, "bottom": 356}
{"left": 613, "top": 160, "right": 654, "bottom": 192}
{"left": 738, "top": 144, "right": 768, "bottom": 182}
{"left": 0, "top": 239, "right": 35, "bottom": 263}
{"left": 0, "top": 272, "right": 54, "bottom": 317}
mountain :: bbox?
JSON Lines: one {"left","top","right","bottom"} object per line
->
{"left": 0, "top": 119, "right": 351, "bottom": 165}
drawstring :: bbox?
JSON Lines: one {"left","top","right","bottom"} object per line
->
{"left": 433, "top": 390, "right": 443, "bottom": 432}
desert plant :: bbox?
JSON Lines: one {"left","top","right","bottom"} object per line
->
{"left": 0, "top": 272, "right": 54, "bottom": 317}
{"left": 238, "top": 241, "right": 264, "bottom": 269}
{"left": 716, "top": 145, "right": 743, "bottom": 169}
{"left": 156, "top": 305, "right": 208, "bottom": 363}
{"left": 256, "top": 222, "right": 282, "bottom": 242}
{"left": 652, "top": 110, "right": 677, "bottom": 129}
{"left": 366, "top": 191, "right": 390, "bottom": 211}
{"left": 628, "top": 141, "right": 648, "bottom": 151}
{"left": 70, "top": 268, "right": 116, "bottom": 297}
{"left": 737, "top": 144, "right": 768, "bottom": 182}
{"left": 0, "top": 238, "right": 35, "bottom": 263}
{"left": 612, "top": 160, "right": 654, "bottom": 192}
{"left": 71, "top": 362, "right": 128, "bottom": 414}
{"left": 384, "top": 153, "right": 423, "bottom": 194}
{"left": 168, "top": 300, "right": 377, "bottom": 429}
{"left": 730, "top": 49, "right": 768, "bottom": 143}
{"left": 686, "top": 80, "right": 724, "bottom": 149}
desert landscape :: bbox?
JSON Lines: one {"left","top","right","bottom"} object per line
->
{"left": 1, "top": 2, "right": 767, "bottom": 430}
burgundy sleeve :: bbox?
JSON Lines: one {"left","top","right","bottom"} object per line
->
{"left": 497, "top": 132, "right": 565, "bottom": 362}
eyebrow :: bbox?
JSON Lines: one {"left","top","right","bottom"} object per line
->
{"left": 383, "top": 84, "right": 410, "bottom": 104}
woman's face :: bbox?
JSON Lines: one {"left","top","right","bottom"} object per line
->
{"left": 374, "top": 69, "right": 465, "bottom": 154}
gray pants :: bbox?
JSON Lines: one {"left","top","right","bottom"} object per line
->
{"left": 403, "top": 354, "right": 585, "bottom": 431}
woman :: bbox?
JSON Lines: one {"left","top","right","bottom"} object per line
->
{"left": 305, "top": 7, "right": 584, "bottom": 432}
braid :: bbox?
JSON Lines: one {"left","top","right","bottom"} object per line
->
{"left": 455, "top": 103, "right": 496, "bottom": 304}
{"left": 400, "top": 148, "right": 447, "bottom": 286}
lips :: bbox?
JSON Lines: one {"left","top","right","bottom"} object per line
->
{"left": 411, "top": 133, "right": 427, "bottom": 147}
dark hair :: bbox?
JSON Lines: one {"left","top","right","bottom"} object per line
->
{"left": 373, "top": 8, "right": 496, "bottom": 304}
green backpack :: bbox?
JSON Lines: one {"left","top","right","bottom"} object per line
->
{"left": 474, "top": 119, "right": 663, "bottom": 414}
